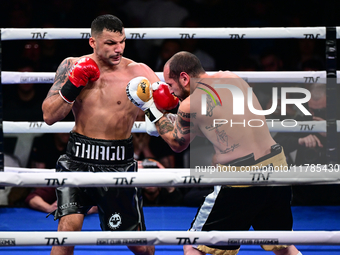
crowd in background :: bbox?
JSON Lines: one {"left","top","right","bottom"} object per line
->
{"left": 1, "top": 0, "right": 340, "bottom": 209}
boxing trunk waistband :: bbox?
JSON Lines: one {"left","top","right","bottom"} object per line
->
{"left": 218, "top": 144, "right": 286, "bottom": 188}
{"left": 218, "top": 143, "right": 287, "bottom": 171}
{"left": 66, "top": 132, "right": 134, "bottom": 165}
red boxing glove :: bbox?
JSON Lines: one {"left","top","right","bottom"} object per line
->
{"left": 152, "top": 82, "right": 179, "bottom": 111}
{"left": 60, "top": 57, "right": 100, "bottom": 103}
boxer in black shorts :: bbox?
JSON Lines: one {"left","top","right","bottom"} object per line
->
{"left": 42, "top": 14, "right": 162, "bottom": 255}
{"left": 190, "top": 144, "right": 292, "bottom": 254}
{"left": 54, "top": 132, "right": 145, "bottom": 232}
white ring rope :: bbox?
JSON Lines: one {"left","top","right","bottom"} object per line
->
{"left": 0, "top": 230, "right": 339, "bottom": 246}
{"left": 1, "top": 167, "right": 340, "bottom": 187}
{"left": 0, "top": 27, "right": 329, "bottom": 40}
{"left": 2, "top": 71, "right": 329, "bottom": 84}
{"left": 4, "top": 120, "right": 340, "bottom": 133}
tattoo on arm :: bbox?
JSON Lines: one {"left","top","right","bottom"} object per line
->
{"left": 46, "top": 58, "right": 73, "bottom": 98}
{"left": 176, "top": 115, "right": 192, "bottom": 135}
{"left": 173, "top": 129, "right": 186, "bottom": 146}
{"left": 178, "top": 110, "right": 196, "bottom": 119}
{"left": 177, "top": 110, "right": 197, "bottom": 135}
{"left": 157, "top": 118, "right": 174, "bottom": 135}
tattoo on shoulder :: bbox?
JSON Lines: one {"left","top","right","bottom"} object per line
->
{"left": 46, "top": 58, "right": 73, "bottom": 98}
{"left": 206, "top": 96, "right": 216, "bottom": 117}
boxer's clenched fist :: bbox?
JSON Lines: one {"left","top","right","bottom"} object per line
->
{"left": 60, "top": 57, "right": 100, "bottom": 103}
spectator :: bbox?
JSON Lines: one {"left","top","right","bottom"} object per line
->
{"left": 300, "top": 58, "right": 324, "bottom": 71}
{"left": 274, "top": 83, "right": 340, "bottom": 205}
{"left": 24, "top": 133, "right": 69, "bottom": 213}
{"left": 153, "top": 39, "right": 181, "bottom": 72}
{"left": 260, "top": 48, "right": 284, "bottom": 71}
{"left": 0, "top": 154, "right": 21, "bottom": 206}
{"left": 181, "top": 16, "right": 216, "bottom": 71}
{"left": 3, "top": 66, "right": 48, "bottom": 121}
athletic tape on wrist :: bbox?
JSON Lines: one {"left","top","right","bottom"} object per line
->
{"left": 59, "top": 90, "right": 74, "bottom": 104}
{"left": 60, "top": 80, "right": 84, "bottom": 103}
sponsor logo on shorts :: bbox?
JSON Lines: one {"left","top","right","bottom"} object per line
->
{"left": 97, "top": 238, "right": 147, "bottom": 245}
{"left": 228, "top": 238, "right": 279, "bottom": 245}
{"left": 108, "top": 213, "right": 122, "bottom": 230}
{"left": 0, "top": 239, "right": 15, "bottom": 246}
{"left": 74, "top": 142, "right": 125, "bottom": 161}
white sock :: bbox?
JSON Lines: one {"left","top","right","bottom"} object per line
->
{"left": 297, "top": 252, "right": 303, "bottom": 255}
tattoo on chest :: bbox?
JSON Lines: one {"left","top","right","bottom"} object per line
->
{"left": 219, "top": 143, "right": 240, "bottom": 154}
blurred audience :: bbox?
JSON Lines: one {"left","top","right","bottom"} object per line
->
{"left": 3, "top": 66, "right": 48, "bottom": 121}
{"left": 139, "top": 158, "right": 183, "bottom": 206}
{"left": 274, "top": 84, "right": 340, "bottom": 205}
{"left": 181, "top": 16, "right": 216, "bottom": 71}
{"left": 24, "top": 133, "right": 69, "bottom": 213}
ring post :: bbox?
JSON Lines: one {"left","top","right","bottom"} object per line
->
{"left": 325, "top": 27, "right": 338, "bottom": 165}
{"left": 0, "top": 29, "right": 4, "bottom": 172}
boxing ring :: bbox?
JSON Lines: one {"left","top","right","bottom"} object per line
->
{"left": 0, "top": 26, "right": 340, "bottom": 254}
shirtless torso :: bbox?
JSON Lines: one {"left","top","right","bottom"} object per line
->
{"left": 188, "top": 71, "right": 276, "bottom": 164}
{"left": 159, "top": 65, "right": 276, "bottom": 165}
{"left": 43, "top": 56, "right": 158, "bottom": 140}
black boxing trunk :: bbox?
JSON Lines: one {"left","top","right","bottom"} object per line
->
{"left": 54, "top": 132, "right": 146, "bottom": 231}
{"left": 190, "top": 144, "right": 293, "bottom": 253}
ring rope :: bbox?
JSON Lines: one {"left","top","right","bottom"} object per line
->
{"left": 1, "top": 71, "right": 328, "bottom": 84}
{"left": 0, "top": 230, "right": 339, "bottom": 246}
{"left": 1, "top": 167, "right": 339, "bottom": 187}
{"left": 3, "top": 120, "right": 340, "bottom": 133}
{"left": 0, "top": 27, "right": 328, "bottom": 40}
